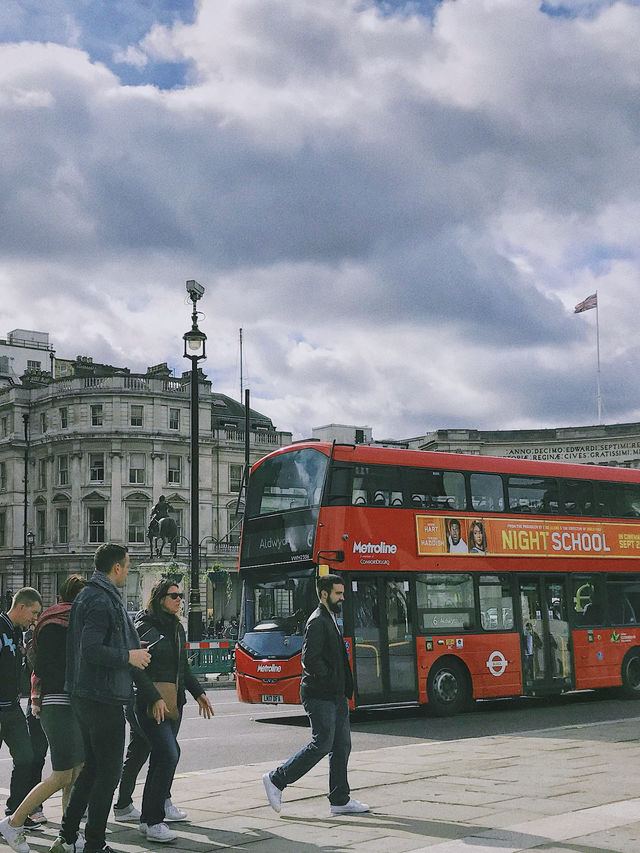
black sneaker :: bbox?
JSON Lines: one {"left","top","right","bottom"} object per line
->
{"left": 22, "top": 817, "right": 44, "bottom": 831}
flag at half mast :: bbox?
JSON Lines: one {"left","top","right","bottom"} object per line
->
{"left": 574, "top": 293, "right": 597, "bottom": 313}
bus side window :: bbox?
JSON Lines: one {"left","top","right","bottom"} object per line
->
{"left": 507, "top": 476, "right": 560, "bottom": 515}
{"left": 416, "top": 573, "right": 475, "bottom": 632}
{"left": 470, "top": 473, "right": 505, "bottom": 513}
{"left": 326, "top": 463, "right": 353, "bottom": 506}
{"left": 351, "top": 464, "right": 397, "bottom": 507}
{"left": 606, "top": 578, "right": 640, "bottom": 625}
{"left": 478, "top": 575, "right": 513, "bottom": 630}
{"left": 598, "top": 483, "right": 640, "bottom": 518}
{"left": 572, "top": 577, "right": 604, "bottom": 626}
{"left": 562, "top": 479, "right": 595, "bottom": 517}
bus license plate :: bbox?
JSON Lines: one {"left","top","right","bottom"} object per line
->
{"left": 261, "top": 694, "right": 283, "bottom": 704}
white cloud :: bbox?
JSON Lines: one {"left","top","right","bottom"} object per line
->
{"left": 1, "top": 0, "right": 640, "bottom": 440}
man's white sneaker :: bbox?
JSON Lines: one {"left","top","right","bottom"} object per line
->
{"left": 163, "top": 800, "right": 188, "bottom": 822}
{"left": 0, "top": 818, "right": 30, "bottom": 853}
{"left": 75, "top": 831, "right": 85, "bottom": 853}
{"left": 113, "top": 803, "right": 141, "bottom": 822}
{"left": 48, "top": 837, "right": 73, "bottom": 853}
{"left": 262, "top": 773, "right": 282, "bottom": 813}
{"left": 146, "top": 823, "right": 177, "bottom": 843}
{"left": 330, "top": 798, "right": 370, "bottom": 815}
{"left": 137, "top": 823, "right": 148, "bottom": 836}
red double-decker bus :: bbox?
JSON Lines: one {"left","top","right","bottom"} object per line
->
{"left": 235, "top": 441, "right": 640, "bottom": 715}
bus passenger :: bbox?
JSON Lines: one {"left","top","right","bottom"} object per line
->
{"left": 523, "top": 622, "right": 535, "bottom": 681}
{"left": 447, "top": 519, "right": 468, "bottom": 553}
{"left": 262, "top": 574, "right": 369, "bottom": 816}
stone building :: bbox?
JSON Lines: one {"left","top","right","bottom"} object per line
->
{"left": 314, "top": 423, "right": 640, "bottom": 468}
{"left": 0, "top": 352, "right": 291, "bottom": 626}
{"left": 407, "top": 424, "right": 640, "bottom": 467}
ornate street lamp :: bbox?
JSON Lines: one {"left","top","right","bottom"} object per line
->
{"left": 27, "top": 531, "right": 35, "bottom": 587}
{"left": 183, "top": 280, "right": 207, "bottom": 641}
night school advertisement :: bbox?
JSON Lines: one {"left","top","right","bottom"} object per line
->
{"left": 415, "top": 515, "right": 640, "bottom": 558}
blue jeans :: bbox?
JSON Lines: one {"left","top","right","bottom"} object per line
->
{"left": 115, "top": 702, "right": 151, "bottom": 810}
{"left": 62, "top": 699, "right": 125, "bottom": 853}
{"left": 270, "top": 696, "right": 351, "bottom": 806}
{"left": 0, "top": 704, "right": 34, "bottom": 814}
{"left": 136, "top": 703, "right": 182, "bottom": 827}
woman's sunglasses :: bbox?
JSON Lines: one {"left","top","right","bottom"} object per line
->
{"left": 165, "top": 592, "right": 184, "bottom": 600}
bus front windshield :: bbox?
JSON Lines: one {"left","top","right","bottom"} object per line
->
{"left": 246, "top": 448, "right": 329, "bottom": 517}
{"left": 239, "top": 575, "right": 317, "bottom": 659}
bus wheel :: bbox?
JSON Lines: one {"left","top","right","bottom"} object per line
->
{"left": 427, "top": 658, "right": 471, "bottom": 716}
{"left": 621, "top": 651, "right": 640, "bottom": 698}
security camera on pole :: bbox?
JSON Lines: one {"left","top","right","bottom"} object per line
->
{"left": 183, "top": 280, "right": 207, "bottom": 641}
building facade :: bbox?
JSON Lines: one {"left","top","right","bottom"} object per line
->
{"left": 409, "top": 424, "right": 640, "bottom": 467}
{"left": 0, "top": 329, "right": 55, "bottom": 384}
{"left": 313, "top": 423, "right": 640, "bottom": 468}
{"left": 0, "top": 358, "right": 291, "bottom": 627}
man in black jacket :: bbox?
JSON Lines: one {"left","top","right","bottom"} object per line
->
{"left": 0, "top": 589, "right": 42, "bottom": 826}
{"left": 263, "top": 574, "right": 369, "bottom": 816}
{"left": 52, "top": 544, "right": 151, "bottom": 853}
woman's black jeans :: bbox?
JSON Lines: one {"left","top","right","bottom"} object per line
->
{"left": 135, "top": 702, "right": 182, "bottom": 827}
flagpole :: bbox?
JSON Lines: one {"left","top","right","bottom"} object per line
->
{"left": 595, "top": 290, "right": 602, "bottom": 424}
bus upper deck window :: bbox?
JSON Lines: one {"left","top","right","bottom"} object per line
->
{"left": 563, "top": 480, "right": 595, "bottom": 516}
{"left": 508, "top": 476, "right": 560, "bottom": 515}
{"left": 470, "top": 473, "right": 504, "bottom": 513}
{"left": 599, "top": 482, "right": 640, "bottom": 518}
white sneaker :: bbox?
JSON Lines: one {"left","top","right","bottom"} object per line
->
{"left": 75, "top": 831, "right": 85, "bottom": 853}
{"left": 262, "top": 773, "right": 282, "bottom": 813}
{"left": 330, "top": 798, "right": 370, "bottom": 815}
{"left": 163, "top": 800, "right": 188, "bottom": 822}
{"left": 113, "top": 803, "right": 141, "bottom": 822}
{"left": 137, "top": 823, "right": 148, "bottom": 836}
{"left": 146, "top": 823, "right": 177, "bottom": 843}
{"left": 48, "top": 837, "right": 73, "bottom": 853}
{"left": 0, "top": 818, "right": 30, "bottom": 853}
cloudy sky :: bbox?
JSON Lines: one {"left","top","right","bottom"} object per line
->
{"left": 2, "top": 0, "right": 639, "bottom": 440}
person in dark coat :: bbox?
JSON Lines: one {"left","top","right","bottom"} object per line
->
{"left": 54, "top": 544, "right": 151, "bottom": 853}
{"left": 132, "top": 579, "right": 214, "bottom": 844}
{"left": 0, "top": 577, "right": 86, "bottom": 853}
{"left": 262, "top": 574, "right": 369, "bottom": 816}
{"left": 0, "top": 589, "right": 42, "bottom": 853}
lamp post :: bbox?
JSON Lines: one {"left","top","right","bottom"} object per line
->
{"left": 183, "top": 280, "right": 207, "bottom": 641}
{"left": 22, "top": 412, "right": 30, "bottom": 588}
{"left": 27, "top": 531, "right": 34, "bottom": 587}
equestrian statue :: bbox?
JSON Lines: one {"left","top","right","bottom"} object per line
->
{"left": 148, "top": 495, "right": 178, "bottom": 557}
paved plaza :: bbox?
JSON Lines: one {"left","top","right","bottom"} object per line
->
{"left": 4, "top": 713, "right": 640, "bottom": 852}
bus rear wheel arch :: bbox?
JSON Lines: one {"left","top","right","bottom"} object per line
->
{"left": 621, "top": 649, "right": 640, "bottom": 698}
{"left": 426, "top": 656, "right": 472, "bottom": 716}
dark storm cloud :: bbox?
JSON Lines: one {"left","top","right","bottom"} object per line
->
{"left": 1, "top": 0, "right": 640, "bottom": 440}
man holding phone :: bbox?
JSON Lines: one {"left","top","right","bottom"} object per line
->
{"left": 52, "top": 544, "right": 150, "bottom": 853}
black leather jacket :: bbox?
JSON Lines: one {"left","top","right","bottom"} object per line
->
{"left": 133, "top": 610, "right": 204, "bottom": 709}
{"left": 300, "top": 605, "right": 353, "bottom": 702}
{"left": 65, "top": 571, "right": 140, "bottom": 705}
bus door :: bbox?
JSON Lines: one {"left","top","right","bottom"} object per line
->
{"left": 349, "top": 576, "right": 418, "bottom": 706}
{"left": 519, "top": 576, "right": 572, "bottom": 693}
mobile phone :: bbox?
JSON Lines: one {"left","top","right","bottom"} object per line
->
{"left": 142, "top": 634, "right": 164, "bottom": 651}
